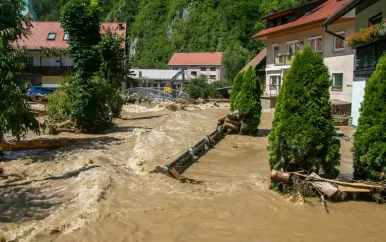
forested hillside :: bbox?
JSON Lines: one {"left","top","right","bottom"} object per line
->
{"left": 33, "top": 0, "right": 310, "bottom": 69}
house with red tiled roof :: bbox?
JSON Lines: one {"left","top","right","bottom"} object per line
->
{"left": 16, "top": 21, "right": 127, "bottom": 87}
{"left": 253, "top": 0, "right": 355, "bottom": 105}
{"left": 168, "top": 52, "right": 223, "bottom": 82}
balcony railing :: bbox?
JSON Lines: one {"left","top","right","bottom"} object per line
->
{"left": 274, "top": 54, "right": 294, "bottom": 66}
{"left": 25, "top": 66, "right": 74, "bottom": 76}
{"left": 355, "top": 37, "right": 386, "bottom": 77}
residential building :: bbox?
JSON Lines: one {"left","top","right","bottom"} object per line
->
{"left": 241, "top": 48, "right": 267, "bottom": 85}
{"left": 324, "top": 0, "right": 386, "bottom": 126}
{"left": 15, "top": 21, "right": 127, "bottom": 88}
{"left": 168, "top": 52, "right": 223, "bottom": 82}
{"left": 22, "top": 0, "right": 38, "bottom": 21}
{"left": 253, "top": 0, "right": 355, "bottom": 107}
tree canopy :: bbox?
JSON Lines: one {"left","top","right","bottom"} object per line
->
{"left": 0, "top": 0, "right": 40, "bottom": 142}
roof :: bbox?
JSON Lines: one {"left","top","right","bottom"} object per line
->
{"left": 241, "top": 48, "right": 267, "bottom": 72}
{"left": 253, "top": 0, "right": 352, "bottom": 39}
{"left": 130, "top": 69, "right": 186, "bottom": 81}
{"left": 323, "top": 0, "right": 361, "bottom": 26}
{"left": 15, "top": 21, "right": 127, "bottom": 50}
{"left": 168, "top": 52, "right": 223, "bottom": 66}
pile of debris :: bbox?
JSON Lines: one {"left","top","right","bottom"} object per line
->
{"left": 270, "top": 170, "right": 386, "bottom": 212}
{"left": 217, "top": 112, "right": 241, "bottom": 134}
{"left": 124, "top": 94, "right": 153, "bottom": 105}
{"left": 27, "top": 95, "right": 48, "bottom": 104}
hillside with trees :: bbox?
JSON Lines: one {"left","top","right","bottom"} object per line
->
{"left": 33, "top": 0, "right": 310, "bottom": 71}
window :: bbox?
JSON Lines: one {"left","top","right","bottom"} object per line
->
{"left": 210, "top": 75, "right": 216, "bottom": 80}
{"left": 210, "top": 67, "right": 216, "bottom": 71}
{"left": 63, "top": 33, "right": 69, "bottom": 41}
{"left": 25, "top": 56, "right": 33, "bottom": 67}
{"left": 200, "top": 67, "right": 207, "bottom": 71}
{"left": 287, "top": 41, "right": 299, "bottom": 55}
{"left": 332, "top": 73, "right": 343, "bottom": 90}
{"left": 333, "top": 31, "right": 345, "bottom": 51}
{"left": 191, "top": 71, "right": 197, "bottom": 76}
{"left": 273, "top": 45, "right": 279, "bottom": 59}
{"left": 369, "top": 12, "right": 383, "bottom": 26}
{"left": 47, "top": 33, "right": 56, "bottom": 40}
{"left": 270, "top": 75, "right": 281, "bottom": 86}
{"left": 308, "top": 36, "right": 323, "bottom": 53}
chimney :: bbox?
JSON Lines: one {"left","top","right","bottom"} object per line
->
{"left": 139, "top": 71, "right": 142, "bottom": 78}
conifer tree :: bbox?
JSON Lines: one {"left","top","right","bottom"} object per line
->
{"left": 230, "top": 72, "right": 243, "bottom": 111}
{"left": 353, "top": 55, "right": 386, "bottom": 181}
{"left": 267, "top": 46, "right": 340, "bottom": 178}
{"left": 233, "top": 67, "right": 262, "bottom": 135}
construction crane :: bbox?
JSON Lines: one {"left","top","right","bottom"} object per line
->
{"left": 168, "top": 68, "right": 186, "bottom": 88}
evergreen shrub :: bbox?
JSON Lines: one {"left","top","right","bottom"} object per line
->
{"left": 267, "top": 46, "right": 340, "bottom": 178}
{"left": 233, "top": 67, "right": 262, "bottom": 135}
{"left": 230, "top": 72, "right": 243, "bottom": 111}
{"left": 353, "top": 55, "right": 386, "bottom": 181}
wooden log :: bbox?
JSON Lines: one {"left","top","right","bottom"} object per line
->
{"left": 292, "top": 172, "right": 385, "bottom": 190}
{"left": 223, "top": 122, "right": 239, "bottom": 132}
{"left": 270, "top": 170, "right": 291, "bottom": 183}
{"left": 218, "top": 115, "right": 227, "bottom": 123}
{"left": 225, "top": 117, "right": 241, "bottom": 126}
{"left": 337, "top": 185, "right": 371, "bottom": 193}
{"left": 0, "top": 139, "right": 78, "bottom": 152}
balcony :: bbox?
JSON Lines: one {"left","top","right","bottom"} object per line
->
{"left": 25, "top": 66, "right": 74, "bottom": 76}
{"left": 354, "top": 37, "right": 386, "bottom": 78}
{"left": 274, "top": 54, "right": 294, "bottom": 66}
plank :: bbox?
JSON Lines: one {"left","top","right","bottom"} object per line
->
{"left": 337, "top": 185, "right": 371, "bottom": 193}
{"left": 309, "top": 172, "right": 339, "bottom": 198}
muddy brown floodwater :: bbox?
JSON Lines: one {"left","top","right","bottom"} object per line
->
{"left": 1, "top": 104, "right": 386, "bottom": 242}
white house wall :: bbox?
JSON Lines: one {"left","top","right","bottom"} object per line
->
{"left": 170, "top": 65, "right": 222, "bottom": 81}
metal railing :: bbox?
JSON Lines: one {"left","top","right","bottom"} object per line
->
{"left": 121, "top": 87, "right": 190, "bottom": 101}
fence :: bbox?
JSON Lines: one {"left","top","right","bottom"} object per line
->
{"left": 121, "top": 87, "right": 190, "bottom": 101}
{"left": 331, "top": 103, "right": 352, "bottom": 116}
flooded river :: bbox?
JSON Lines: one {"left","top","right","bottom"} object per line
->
{"left": 1, "top": 104, "right": 386, "bottom": 242}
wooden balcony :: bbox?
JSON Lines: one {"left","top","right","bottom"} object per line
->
{"left": 274, "top": 54, "right": 294, "bottom": 66}
{"left": 354, "top": 37, "right": 386, "bottom": 78}
{"left": 25, "top": 66, "right": 74, "bottom": 76}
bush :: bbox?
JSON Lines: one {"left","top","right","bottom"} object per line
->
{"left": 47, "top": 75, "right": 124, "bottom": 133}
{"left": 267, "top": 46, "right": 340, "bottom": 178}
{"left": 209, "top": 80, "right": 233, "bottom": 98}
{"left": 353, "top": 55, "right": 386, "bottom": 181}
{"left": 233, "top": 67, "right": 262, "bottom": 135}
{"left": 186, "top": 78, "right": 214, "bottom": 99}
{"left": 230, "top": 72, "right": 243, "bottom": 111}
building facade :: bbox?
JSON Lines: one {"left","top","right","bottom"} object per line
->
{"left": 168, "top": 52, "right": 223, "bottom": 82}
{"left": 15, "top": 21, "right": 127, "bottom": 88}
{"left": 253, "top": 0, "right": 355, "bottom": 104}
{"left": 324, "top": 0, "right": 386, "bottom": 126}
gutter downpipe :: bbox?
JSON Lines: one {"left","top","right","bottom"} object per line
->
{"left": 324, "top": 25, "right": 345, "bottom": 40}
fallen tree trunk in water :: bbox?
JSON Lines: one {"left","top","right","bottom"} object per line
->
{"left": 0, "top": 139, "right": 78, "bottom": 152}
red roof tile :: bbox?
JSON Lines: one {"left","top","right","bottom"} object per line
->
{"left": 15, "top": 21, "right": 127, "bottom": 50}
{"left": 168, "top": 52, "right": 223, "bottom": 66}
{"left": 241, "top": 48, "right": 267, "bottom": 72}
{"left": 253, "top": 0, "right": 352, "bottom": 39}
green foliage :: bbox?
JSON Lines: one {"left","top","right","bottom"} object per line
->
{"left": 60, "top": 0, "right": 102, "bottom": 80}
{"left": 267, "top": 46, "right": 340, "bottom": 178}
{"left": 186, "top": 78, "right": 214, "bottom": 99}
{"left": 230, "top": 72, "right": 243, "bottom": 111}
{"left": 222, "top": 42, "right": 250, "bottom": 82}
{"left": 209, "top": 80, "right": 233, "bottom": 98}
{"left": 0, "top": 0, "right": 40, "bottom": 141}
{"left": 233, "top": 67, "right": 262, "bottom": 135}
{"left": 98, "top": 30, "right": 132, "bottom": 89}
{"left": 353, "top": 55, "right": 386, "bottom": 181}
{"left": 47, "top": 75, "right": 123, "bottom": 132}
{"left": 34, "top": 0, "right": 308, "bottom": 68}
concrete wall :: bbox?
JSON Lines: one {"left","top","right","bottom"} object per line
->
{"left": 169, "top": 65, "right": 222, "bottom": 81}
{"left": 356, "top": 0, "right": 386, "bottom": 31}
{"left": 351, "top": 77, "right": 366, "bottom": 126}
{"left": 265, "top": 20, "right": 355, "bottom": 102}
